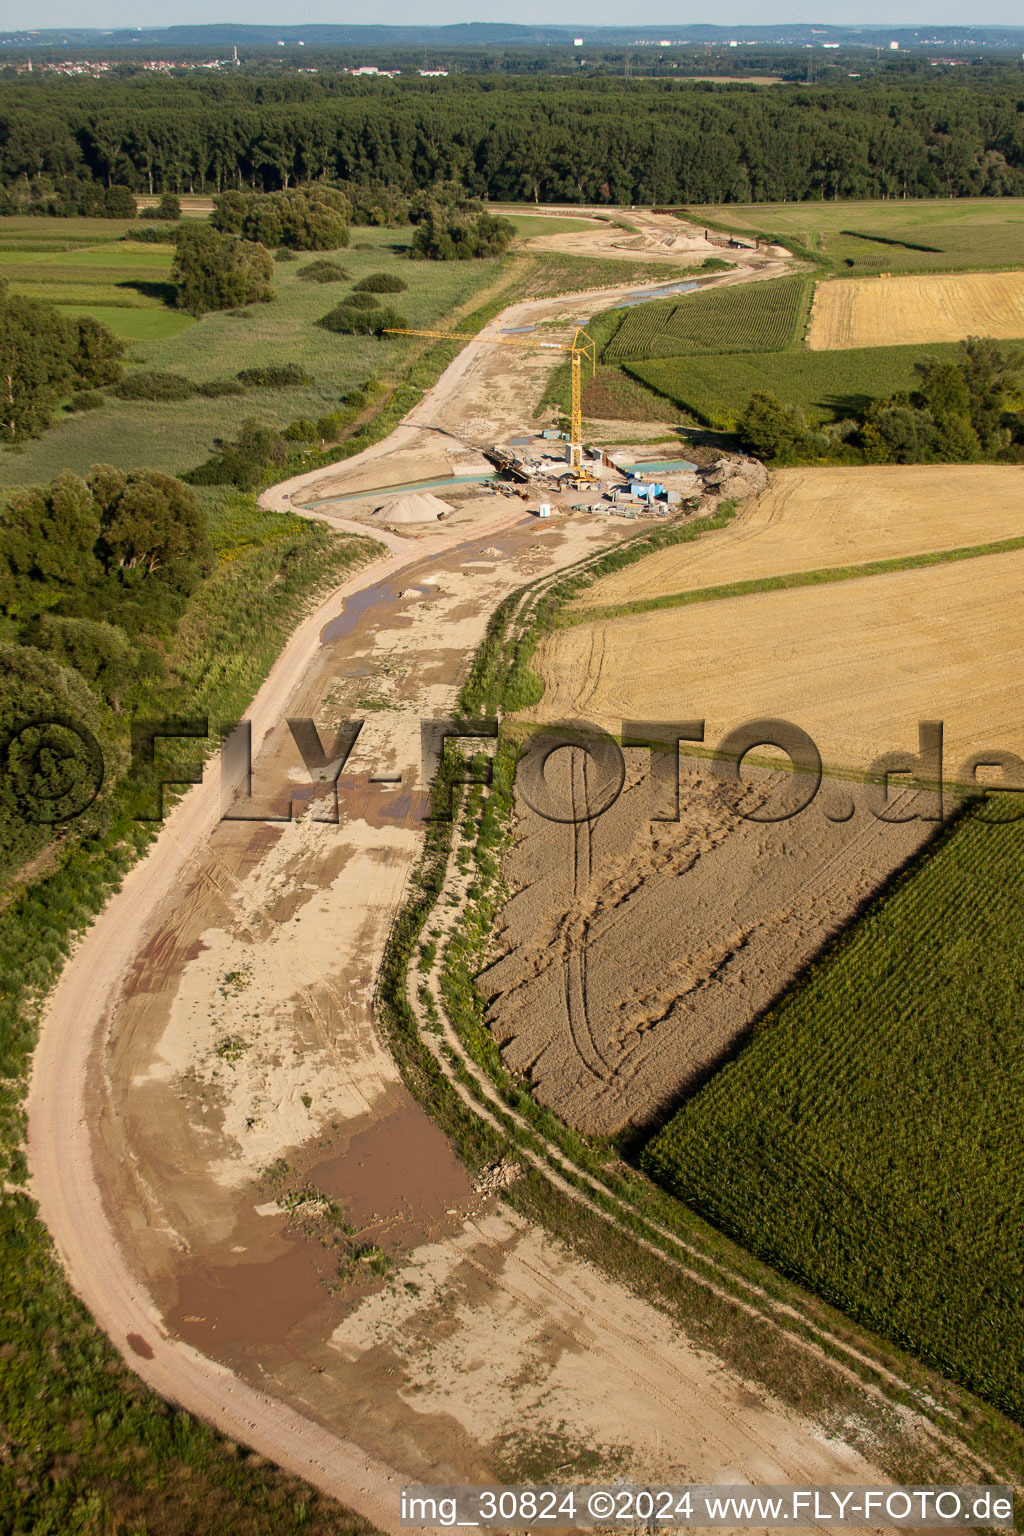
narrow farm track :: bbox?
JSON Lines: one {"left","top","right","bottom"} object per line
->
{"left": 25, "top": 226, "right": 1010, "bottom": 1527}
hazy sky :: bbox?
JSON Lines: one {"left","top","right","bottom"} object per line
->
{"left": 24, "top": 1, "right": 1022, "bottom": 32}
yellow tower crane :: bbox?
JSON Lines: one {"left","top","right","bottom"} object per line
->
{"left": 383, "top": 324, "right": 598, "bottom": 482}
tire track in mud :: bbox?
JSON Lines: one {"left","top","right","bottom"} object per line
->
{"left": 604, "top": 781, "right": 928, "bottom": 1096}
{"left": 564, "top": 746, "right": 609, "bottom": 1087}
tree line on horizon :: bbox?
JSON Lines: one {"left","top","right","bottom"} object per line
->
{"left": 4, "top": 74, "right": 1024, "bottom": 205}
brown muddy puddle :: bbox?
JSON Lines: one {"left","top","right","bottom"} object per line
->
{"left": 309, "top": 1097, "right": 473, "bottom": 1251}
{"left": 260, "top": 773, "right": 430, "bottom": 828}
{"left": 166, "top": 1235, "right": 330, "bottom": 1355}
{"left": 317, "top": 522, "right": 545, "bottom": 650}
{"left": 165, "top": 1097, "right": 474, "bottom": 1363}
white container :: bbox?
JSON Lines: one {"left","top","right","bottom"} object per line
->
{"left": 538, "top": 503, "right": 552, "bottom": 518}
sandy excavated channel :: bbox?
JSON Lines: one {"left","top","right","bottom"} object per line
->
{"left": 49, "top": 505, "right": 893, "bottom": 1517}
{"left": 30, "top": 233, "right": 905, "bottom": 1529}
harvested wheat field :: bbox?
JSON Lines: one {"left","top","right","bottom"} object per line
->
{"left": 535, "top": 545, "right": 1024, "bottom": 772}
{"left": 575, "top": 464, "right": 1024, "bottom": 611}
{"left": 807, "top": 269, "right": 1024, "bottom": 349}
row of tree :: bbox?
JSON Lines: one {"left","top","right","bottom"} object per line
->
{"left": 738, "top": 338, "right": 1021, "bottom": 465}
{"left": 6, "top": 74, "right": 1024, "bottom": 203}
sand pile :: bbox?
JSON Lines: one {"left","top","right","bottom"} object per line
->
{"left": 373, "top": 492, "right": 452, "bottom": 525}
{"left": 700, "top": 455, "right": 769, "bottom": 499}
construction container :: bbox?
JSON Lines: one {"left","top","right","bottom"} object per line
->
{"left": 665, "top": 489, "right": 682, "bottom": 506}
{"left": 537, "top": 503, "right": 552, "bottom": 518}
{"left": 541, "top": 428, "right": 560, "bottom": 440}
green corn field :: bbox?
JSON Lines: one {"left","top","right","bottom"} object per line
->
{"left": 605, "top": 276, "right": 812, "bottom": 362}
{"left": 641, "top": 800, "right": 1024, "bottom": 1422}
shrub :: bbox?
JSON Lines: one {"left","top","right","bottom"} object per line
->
{"left": 104, "top": 185, "right": 137, "bottom": 219}
{"left": 131, "top": 225, "right": 169, "bottom": 243}
{"left": 275, "top": 247, "right": 297, "bottom": 262}
{"left": 186, "top": 419, "right": 290, "bottom": 491}
{"left": 171, "top": 224, "right": 275, "bottom": 315}
{"left": 66, "top": 390, "right": 105, "bottom": 412}
{"left": 316, "top": 411, "right": 350, "bottom": 439}
{"left": 283, "top": 418, "right": 320, "bottom": 443}
{"left": 151, "top": 192, "right": 181, "bottom": 221}
{"left": 317, "top": 304, "right": 407, "bottom": 336}
{"left": 410, "top": 207, "right": 515, "bottom": 261}
{"left": 196, "top": 377, "right": 246, "bottom": 397}
{"left": 346, "top": 291, "right": 380, "bottom": 310}
{"left": 353, "top": 272, "right": 407, "bottom": 293}
{"left": 211, "top": 188, "right": 350, "bottom": 251}
{"left": 112, "top": 370, "right": 196, "bottom": 402}
{"left": 297, "top": 259, "right": 349, "bottom": 283}
{"left": 342, "top": 388, "right": 367, "bottom": 408}
{"left": 235, "top": 364, "right": 310, "bottom": 388}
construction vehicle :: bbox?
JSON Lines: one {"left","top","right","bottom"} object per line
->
{"left": 383, "top": 324, "right": 599, "bottom": 486}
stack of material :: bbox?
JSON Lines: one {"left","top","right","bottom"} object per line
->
{"left": 372, "top": 492, "right": 452, "bottom": 524}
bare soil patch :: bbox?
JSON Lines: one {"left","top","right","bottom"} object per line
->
{"left": 481, "top": 754, "right": 930, "bottom": 1136}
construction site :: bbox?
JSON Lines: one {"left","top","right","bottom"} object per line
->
{"left": 285, "top": 318, "right": 742, "bottom": 532}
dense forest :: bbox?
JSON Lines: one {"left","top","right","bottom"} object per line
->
{"left": 6, "top": 75, "right": 1024, "bottom": 204}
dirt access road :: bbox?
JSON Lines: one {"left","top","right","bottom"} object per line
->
{"left": 27, "top": 221, "right": 893, "bottom": 1531}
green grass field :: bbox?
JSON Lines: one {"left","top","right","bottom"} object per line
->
{"left": 0, "top": 216, "right": 143, "bottom": 249}
{"left": 605, "top": 276, "right": 811, "bottom": 361}
{"left": 0, "top": 225, "right": 181, "bottom": 336}
{"left": 595, "top": 269, "right": 975, "bottom": 431}
{"left": 688, "top": 198, "right": 1024, "bottom": 275}
{"left": 641, "top": 801, "right": 1024, "bottom": 1422}
{"left": 504, "top": 213, "right": 598, "bottom": 237}
{"left": 0, "top": 223, "right": 506, "bottom": 487}
{"left": 625, "top": 340, "right": 964, "bottom": 429}
{"left": 55, "top": 304, "right": 195, "bottom": 341}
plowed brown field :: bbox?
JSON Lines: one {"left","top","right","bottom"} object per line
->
{"left": 807, "top": 269, "right": 1024, "bottom": 349}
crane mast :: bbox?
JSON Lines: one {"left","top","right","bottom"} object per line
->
{"left": 383, "top": 324, "right": 598, "bottom": 482}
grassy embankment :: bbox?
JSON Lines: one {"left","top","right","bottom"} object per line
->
{"left": 374, "top": 507, "right": 1024, "bottom": 1488}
